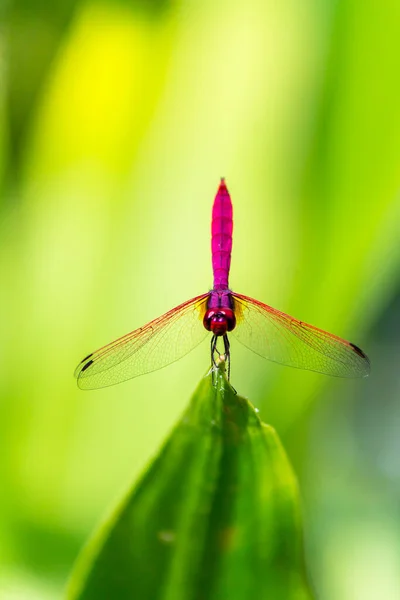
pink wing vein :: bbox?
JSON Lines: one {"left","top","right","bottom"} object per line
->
{"left": 232, "top": 293, "right": 370, "bottom": 378}
{"left": 75, "top": 294, "right": 209, "bottom": 389}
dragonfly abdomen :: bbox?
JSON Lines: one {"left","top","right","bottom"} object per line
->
{"left": 212, "top": 178, "right": 233, "bottom": 289}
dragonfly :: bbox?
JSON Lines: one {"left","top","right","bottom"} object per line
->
{"left": 75, "top": 178, "right": 370, "bottom": 389}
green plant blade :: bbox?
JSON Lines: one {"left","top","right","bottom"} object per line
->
{"left": 67, "top": 365, "right": 313, "bottom": 600}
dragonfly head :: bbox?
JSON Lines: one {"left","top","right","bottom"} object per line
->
{"left": 203, "top": 308, "right": 236, "bottom": 336}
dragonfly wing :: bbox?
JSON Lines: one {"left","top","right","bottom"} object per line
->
{"left": 232, "top": 293, "right": 370, "bottom": 378}
{"left": 75, "top": 294, "right": 210, "bottom": 389}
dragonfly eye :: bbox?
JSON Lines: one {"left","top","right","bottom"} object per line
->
{"left": 203, "top": 309, "right": 236, "bottom": 335}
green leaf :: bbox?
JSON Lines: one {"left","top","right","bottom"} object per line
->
{"left": 67, "top": 364, "right": 313, "bottom": 600}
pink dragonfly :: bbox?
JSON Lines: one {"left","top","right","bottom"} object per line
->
{"left": 75, "top": 179, "right": 370, "bottom": 389}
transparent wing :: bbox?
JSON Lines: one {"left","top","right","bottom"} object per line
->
{"left": 232, "top": 293, "right": 370, "bottom": 378}
{"left": 75, "top": 294, "right": 210, "bottom": 389}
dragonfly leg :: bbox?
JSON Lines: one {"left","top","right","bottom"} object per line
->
{"left": 210, "top": 334, "right": 233, "bottom": 383}
{"left": 210, "top": 335, "right": 219, "bottom": 386}
{"left": 211, "top": 335, "right": 218, "bottom": 368}
{"left": 223, "top": 334, "right": 231, "bottom": 380}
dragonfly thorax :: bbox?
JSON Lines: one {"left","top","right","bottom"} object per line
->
{"left": 203, "top": 308, "right": 236, "bottom": 336}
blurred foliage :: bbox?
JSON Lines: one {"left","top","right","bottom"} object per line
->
{"left": 1, "top": 0, "right": 400, "bottom": 598}
{"left": 68, "top": 365, "right": 312, "bottom": 600}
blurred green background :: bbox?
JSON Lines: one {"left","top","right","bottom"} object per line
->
{"left": 1, "top": 0, "right": 400, "bottom": 598}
